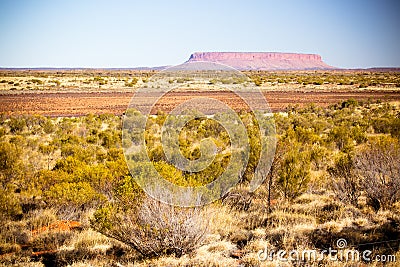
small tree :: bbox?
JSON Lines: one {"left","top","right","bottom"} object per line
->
{"left": 277, "top": 147, "right": 310, "bottom": 200}
{"left": 39, "top": 144, "right": 56, "bottom": 170}
{"left": 254, "top": 138, "right": 286, "bottom": 212}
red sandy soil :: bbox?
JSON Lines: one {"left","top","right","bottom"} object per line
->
{"left": 31, "top": 220, "right": 82, "bottom": 236}
{"left": 29, "top": 220, "right": 81, "bottom": 257}
{"left": 1, "top": 90, "right": 400, "bottom": 116}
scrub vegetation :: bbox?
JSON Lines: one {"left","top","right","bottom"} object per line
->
{"left": 1, "top": 96, "right": 399, "bottom": 266}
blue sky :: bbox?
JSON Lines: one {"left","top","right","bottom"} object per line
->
{"left": 0, "top": 0, "right": 399, "bottom": 68}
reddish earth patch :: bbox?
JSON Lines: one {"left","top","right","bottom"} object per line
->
{"left": 31, "top": 220, "right": 81, "bottom": 236}
{"left": 30, "top": 220, "right": 81, "bottom": 257}
{"left": 1, "top": 90, "right": 400, "bottom": 116}
{"left": 31, "top": 249, "right": 58, "bottom": 257}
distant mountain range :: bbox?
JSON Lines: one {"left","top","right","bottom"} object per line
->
{"left": 1, "top": 52, "right": 399, "bottom": 71}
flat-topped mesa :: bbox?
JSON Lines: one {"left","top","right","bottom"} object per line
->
{"left": 187, "top": 52, "right": 334, "bottom": 70}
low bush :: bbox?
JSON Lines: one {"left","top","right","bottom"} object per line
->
{"left": 355, "top": 140, "right": 400, "bottom": 210}
{"left": 92, "top": 193, "right": 208, "bottom": 258}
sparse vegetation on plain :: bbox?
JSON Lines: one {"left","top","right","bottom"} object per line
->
{"left": 1, "top": 69, "right": 400, "bottom": 91}
{"left": 1, "top": 91, "right": 399, "bottom": 266}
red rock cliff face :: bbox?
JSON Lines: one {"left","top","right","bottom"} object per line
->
{"left": 187, "top": 52, "right": 334, "bottom": 70}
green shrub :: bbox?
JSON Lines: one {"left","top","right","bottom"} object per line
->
{"left": 328, "top": 125, "right": 354, "bottom": 151}
{"left": 0, "top": 142, "right": 23, "bottom": 187}
{"left": 390, "top": 117, "right": 400, "bottom": 139}
{"left": 41, "top": 118, "right": 56, "bottom": 134}
{"left": 45, "top": 181, "right": 105, "bottom": 208}
{"left": 9, "top": 117, "right": 26, "bottom": 133}
{"left": 277, "top": 147, "right": 311, "bottom": 200}
{"left": 0, "top": 187, "right": 22, "bottom": 220}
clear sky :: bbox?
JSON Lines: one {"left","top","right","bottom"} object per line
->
{"left": 0, "top": 0, "right": 399, "bottom": 68}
